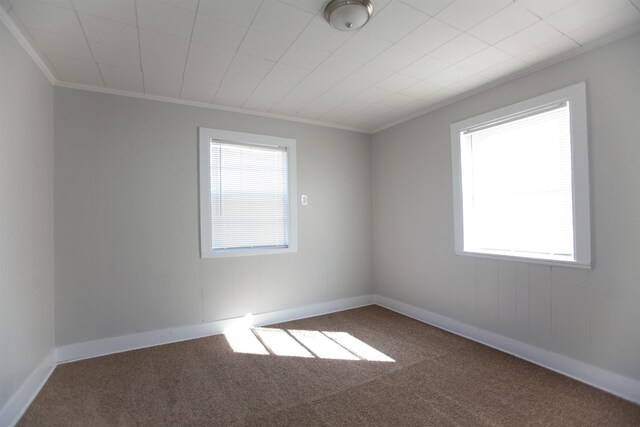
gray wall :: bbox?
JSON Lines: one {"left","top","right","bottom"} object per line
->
{"left": 372, "top": 31, "right": 640, "bottom": 380}
{"left": 0, "top": 21, "right": 54, "bottom": 410}
{"left": 54, "top": 88, "right": 373, "bottom": 346}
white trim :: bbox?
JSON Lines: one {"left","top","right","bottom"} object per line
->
{"left": 449, "top": 82, "right": 591, "bottom": 269}
{"left": 55, "top": 81, "right": 368, "bottom": 134}
{"left": 57, "top": 295, "right": 374, "bottom": 363}
{"left": 0, "top": 296, "right": 373, "bottom": 425}
{"left": 198, "top": 128, "right": 298, "bottom": 258}
{"left": 3, "top": 1, "right": 638, "bottom": 136}
{"left": 0, "top": 7, "right": 57, "bottom": 84}
{"left": 0, "top": 349, "right": 57, "bottom": 427}
{"left": 375, "top": 295, "right": 640, "bottom": 405}
{"left": 453, "top": 250, "right": 592, "bottom": 269}
{"left": 371, "top": 25, "right": 640, "bottom": 134}
{"left": 5, "top": 293, "right": 639, "bottom": 426}
{"left": 1, "top": 4, "right": 366, "bottom": 135}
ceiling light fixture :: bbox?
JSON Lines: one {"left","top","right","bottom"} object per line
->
{"left": 324, "top": 0, "right": 373, "bottom": 31}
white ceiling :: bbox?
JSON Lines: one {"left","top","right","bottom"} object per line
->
{"left": 2, "top": 0, "right": 639, "bottom": 132}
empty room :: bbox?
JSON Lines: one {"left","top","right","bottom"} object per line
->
{"left": 2, "top": 0, "right": 640, "bottom": 425}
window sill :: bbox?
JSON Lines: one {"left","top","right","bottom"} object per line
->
{"left": 455, "top": 250, "right": 592, "bottom": 270}
{"left": 201, "top": 246, "right": 297, "bottom": 259}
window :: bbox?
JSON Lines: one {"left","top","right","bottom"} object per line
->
{"left": 199, "top": 128, "right": 297, "bottom": 258}
{"left": 450, "top": 83, "right": 591, "bottom": 268}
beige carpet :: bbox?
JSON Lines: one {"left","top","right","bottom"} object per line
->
{"left": 19, "top": 305, "right": 640, "bottom": 426}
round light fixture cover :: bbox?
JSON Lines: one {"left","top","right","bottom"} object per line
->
{"left": 324, "top": 0, "right": 373, "bottom": 31}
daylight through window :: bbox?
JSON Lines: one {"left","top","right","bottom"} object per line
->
{"left": 450, "top": 83, "right": 591, "bottom": 267}
{"left": 199, "top": 128, "right": 297, "bottom": 258}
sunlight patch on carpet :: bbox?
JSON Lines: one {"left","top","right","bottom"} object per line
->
{"left": 323, "top": 331, "right": 395, "bottom": 362}
{"left": 253, "top": 327, "right": 315, "bottom": 358}
{"left": 224, "top": 327, "right": 395, "bottom": 362}
{"left": 223, "top": 326, "right": 270, "bottom": 355}
{"left": 289, "top": 330, "right": 359, "bottom": 360}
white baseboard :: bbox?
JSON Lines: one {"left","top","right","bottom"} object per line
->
{"left": 57, "top": 295, "right": 375, "bottom": 363}
{"left": 4, "top": 293, "right": 638, "bottom": 427}
{"left": 375, "top": 295, "right": 640, "bottom": 405}
{"left": 0, "top": 349, "right": 56, "bottom": 427}
{"left": 1, "top": 295, "right": 374, "bottom": 426}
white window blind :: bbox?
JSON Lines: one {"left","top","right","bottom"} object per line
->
{"left": 209, "top": 140, "right": 289, "bottom": 251}
{"left": 460, "top": 103, "right": 574, "bottom": 260}
{"left": 451, "top": 83, "right": 590, "bottom": 267}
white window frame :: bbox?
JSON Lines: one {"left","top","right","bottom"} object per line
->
{"left": 199, "top": 128, "right": 298, "bottom": 258}
{"left": 450, "top": 82, "right": 591, "bottom": 268}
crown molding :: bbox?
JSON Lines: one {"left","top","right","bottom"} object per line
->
{"left": 370, "top": 24, "right": 640, "bottom": 134}
{"left": 55, "top": 81, "right": 370, "bottom": 133}
{"left": 4, "top": 2, "right": 639, "bottom": 137}
{"left": 0, "top": 6, "right": 57, "bottom": 84}
{"left": 1, "top": 6, "right": 369, "bottom": 134}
